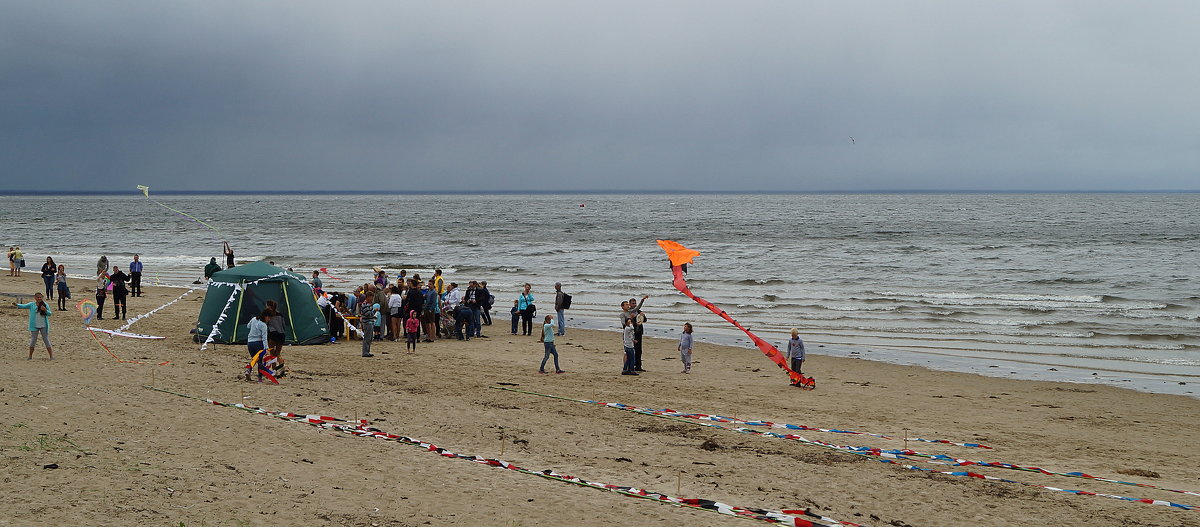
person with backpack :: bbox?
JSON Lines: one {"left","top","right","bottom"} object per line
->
{"left": 553, "top": 282, "right": 571, "bottom": 336}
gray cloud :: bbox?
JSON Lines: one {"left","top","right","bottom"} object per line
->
{"left": 2, "top": 1, "right": 1198, "bottom": 191}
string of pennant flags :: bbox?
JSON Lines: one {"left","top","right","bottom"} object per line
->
{"left": 142, "top": 385, "right": 869, "bottom": 527}
{"left": 489, "top": 386, "right": 989, "bottom": 448}
{"left": 490, "top": 387, "right": 1195, "bottom": 511}
{"left": 113, "top": 287, "right": 198, "bottom": 334}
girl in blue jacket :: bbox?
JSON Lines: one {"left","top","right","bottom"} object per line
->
{"left": 16, "top": 293, "right": 54, "bottom": 360}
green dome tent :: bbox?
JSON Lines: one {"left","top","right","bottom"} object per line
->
{"left": 195, "top": 261, "right": 329, "bottom": 345}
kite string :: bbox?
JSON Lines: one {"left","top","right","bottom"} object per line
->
{"left": 142, "top": 386, "right": 862, "bottom": 527}
{"left": 84, "top": 327, "right": 170, "bottom": 365}
{"left": 489, "top": 387, "right": 1196, "bottom": 509}
{"left": 145, "top": 197, "right": 222, "bottom": 237}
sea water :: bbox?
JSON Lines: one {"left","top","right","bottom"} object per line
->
{"left": 4, "top": 192, "right": 1198, "bottom": 396}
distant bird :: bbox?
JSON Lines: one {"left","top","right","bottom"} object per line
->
{"left": 849, "top": 136, "right": 855, "bottom": 145}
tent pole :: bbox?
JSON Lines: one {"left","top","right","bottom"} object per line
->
{"left": 232, "top": 280, "right": 246, "bottom": 342}
{"left": 282, "top": 282, "right": 298, "bottom": 343}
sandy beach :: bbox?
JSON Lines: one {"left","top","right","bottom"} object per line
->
{"left": 2, "top": 272, "right": 1198, "bottom": 526}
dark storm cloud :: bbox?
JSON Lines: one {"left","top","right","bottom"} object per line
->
{"left": 2, "top": 1, "right": 1198, "bottom": 191}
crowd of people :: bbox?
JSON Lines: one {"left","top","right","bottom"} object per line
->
{"left": 92, "top": 254, "right": 144, "bottom": 320}
{"left": 9, "top": 247, "right": 808, "bottom": 382}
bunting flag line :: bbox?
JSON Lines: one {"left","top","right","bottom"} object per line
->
{"left": 114, "top": 287, "right": 197, "bottom": 333}
{"left": 76, "top": 298, "right": 98, "bottom": 325}
{"left": 137, "top": 185, "right": 223, "bottom": 238}
{"left": 143, "top": 385, "right": 868, "bottom": 527}
{"left": 323, "top": 293, "right": 362, "bottom": 337}
{"left": 86, "top": 327, "right": 166, "bottom": 340}
{"left": 491, "top": 387, "right": 1195, "bottom": 510}
{"left": 489, "top": 386, "right": 989, "bottom": 448}
{"left": 656, "top": 240, "right": 815, "bottom": 389}
{"left": 86, "top": 328, "right": 170, "bottom": 365}
{"left": 319, "top": 268, "right": 348, "bottom": 282}
{"left": 200, "top": 283, "right": 242, "bottom": 350}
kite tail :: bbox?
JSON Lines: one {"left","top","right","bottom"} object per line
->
{"left": 319, "top": 268, "right": 348, "bottom": 282}
{"left": 247, "top": 350, "right": 281, "bottom": 384}
{"left": 670, "top": 264, "right": 815, "bottom": 390}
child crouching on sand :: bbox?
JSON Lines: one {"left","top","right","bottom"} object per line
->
{"left": 678, "top": 322, "right": 694, "bottom": 374}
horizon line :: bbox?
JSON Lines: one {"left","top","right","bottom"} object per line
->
{"left": 3, "top": 189, "right": 1200, "bottom": 196}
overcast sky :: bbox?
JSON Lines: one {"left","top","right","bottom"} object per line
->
{"left": 2, "top": 1, "right": 1198, "bottom": 192}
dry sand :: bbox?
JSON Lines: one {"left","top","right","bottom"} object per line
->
{"left": 2, "top": 272, "right": 1198, "bottom": 526}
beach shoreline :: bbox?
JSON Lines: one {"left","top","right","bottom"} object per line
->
{"left": 3, "top": 270, "right": 1199, "bottom": 525}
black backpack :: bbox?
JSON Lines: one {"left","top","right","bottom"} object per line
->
{"left": 561, "top": 293, "right": 572, "bottom": 310}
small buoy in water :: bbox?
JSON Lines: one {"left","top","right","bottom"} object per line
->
{"left": 580, "top": 203, "right": 585, "bottom": 207}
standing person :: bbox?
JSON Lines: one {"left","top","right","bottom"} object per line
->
{"left": 404, "top": 309, "right": 420, "bottom": 352}
{"left": 539, "top": 314, "right": 564, "bottom": 374}
{"left": 358, "top": 287, "right": 377, "bottom": 357}
{"left": 54, "top": 264, "right": 70, "bottom": 311}
{"left": 422, "top": 278, "right": 440, "bottom": 342}
{"left": 17, "top": 293, "right": 54, "bottom": 360}
{"left": 463, "top": 281, "right": 482, "bottom": 339}
{"left": 129, "top": 254, "right": 144, "bottom": 297}
{"left": 553, "top": 282, "right": 570, "bottom": 336}
{"left": 204, "top": 257, "right": 221, "bottom": 281}
{"left": 6, "top": 247, "right": 14, "bottom": 277}
{"left": 109, "top": 266, "right": 130, "bottom": 320}
{"left": 245, "top": 311, "right": 271, "bottom": 381}
{"left": 404, "top": 278, "right": 424, "bottom": 329}
{"left": 518, "top": 283, "right": 536, "bottom": 336}
{"left": 40, "top": 257, "right": 57, "bottom": 300}
{"left": 387, "top": 285, "right": 403, "bottom": 341}
{"left": 373, "top": 267, "right": 389, "bottom": 289}
{"left": 222, "top": 242, "right": 235, "bottom": 269}
{"left": 373, "top": 279, "right": 389, "bottom": 341}
{"left": 629, "top": 295, "right": 648, "bottom": 372}
{"left": 479, "top": 281, "right": 493, "bottom": 326}
{"left": 433, "top": 269, "right": 445, "bottom": 295}
{"left": 311, "top": 270, "right": 323, "bottom": 296}
{"left": 678, "top": 323, "right": 695, "bottom": 374}
{"left": 621, "top": 317, "right": 638, "bottom": 375}
{"left": 95, "top": 271, "right": 109, "bottom": 319}
{"left": 510, "top": 299, "right": 520, "bottom": 335}
{"left": 264, "top": 300, "right": 286, "bottom": 377}
{"left": 372, "top": 299, "right": 383, "bottom": 341}
{"left": 786, "top": 328, "right": 806, "bottom": 375}
{"left": 12, "top": 247, "right": 24, "bottom": 277}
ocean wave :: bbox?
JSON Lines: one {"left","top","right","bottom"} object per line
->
{"left": 733, "top": 278, "right": 787, "bottom": 286}
{"left": 1023, "top": 277, "right": 1104, "bottom": 285}
{"left": 872, "top": 291, "right": 1105, "bottom": 304}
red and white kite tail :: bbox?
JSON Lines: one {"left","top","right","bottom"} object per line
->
{"left": 667, "top": 260, "right": 815, "bottom": 390}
